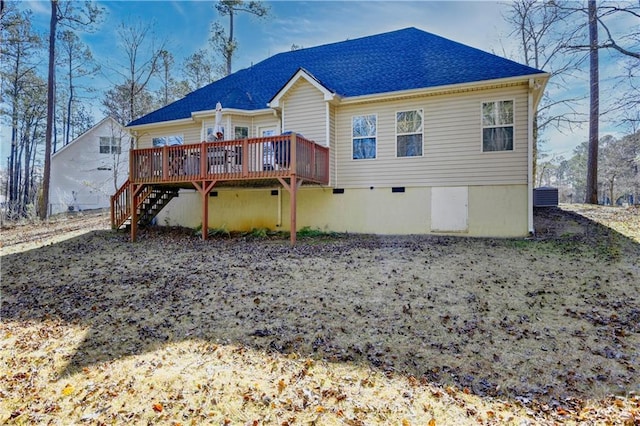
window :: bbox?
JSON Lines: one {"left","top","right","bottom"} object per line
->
{"left": 482, "top": 100, "right": 514, "bottom": 152}
{"left": 396, "top": 109, "right": 423, "bottom": 157}
{"left": 352, "top": 114, "right": 376, "bottom": 160}
{"left": 235, "top": 126, "right": 249, "bottom": 139}
{"left": 152, "top": 135, "right": 184, "bottom": 147}
{"left": 99, "top": 137, "right": 121, "bottom": 154}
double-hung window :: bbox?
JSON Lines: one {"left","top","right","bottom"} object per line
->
{"left": 99, "top": 137, "right": 121, "bottom": 154}
{"left": 396, "top": 109, "right": 423, "bottom": 157}
{"left": 235, "top": 126, "right": 249, "bottom": 139}
{"left": 352, "top": 114, "right": 376, "bottom": 160}
{"left": 152, "top": 135, "right": 184, "bottom": 147}
{"left": 482, "top": 100, "right": 514, "bottom": 152}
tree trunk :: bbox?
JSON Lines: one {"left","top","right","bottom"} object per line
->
{"left": 8, "top": 54, "right": 21, "bottom": 214}
{"left": 40, "top": 0, "right": 57, "bottom": 219}
{"left": 585, "top": 0, "right": 599, "bottom": 204}
{"left": 23, "top": 126, "right": 32, "bottom": 213}
{"left": 66, "top": 80, "right": 73, "bottom": 145}
{"left": 226, "top": 9, "right": 234, "bottom": 76}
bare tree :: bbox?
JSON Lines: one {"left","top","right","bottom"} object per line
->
{"left": 56, "top": 29, "right": 99, "bottom": 148}
{"left": 551, "top": 1, "right": 640, "bottom": 204}
{"left": 0, "top": 3, "right": 43, "bottom": 218}
{"left": 182, "top": 48, "right": 220, "bottom": 91}
{"left": 504, "top": 0, "right": 585, "bottom": 179}
{"left": 155, "top": 50, "right": 190, "bottom": 105}
{"left": 40, "top": 0, "right": 102, "bottom": 220}
{"left": 212, "top": 0, "right": 269, "bottom": 76}
{"left": 101, "top": 20, "right": 166, "bottom": 130}
{"left": 585, "top": 0, "right": 599, "bottom": 204}
{"left": 102, "top": 119, "right": 129, "bottom": 193}
{"left": 102, "top": 82, "right": 155, "bottom": 127}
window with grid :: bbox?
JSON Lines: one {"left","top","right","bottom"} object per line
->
{"left": 396, "top": 109, "right": 423, "bottom": 157}
{"left": 152, "top": 135, "right": 184, "bottom": 147}
{"left": 482, "top": 100, "right": 514, "bottom": 152}
{"left": 352, "top": 114, "right": 376, "bottom": 160}
{"left": 99, "top": 137, "right": 121, "bottom": 154}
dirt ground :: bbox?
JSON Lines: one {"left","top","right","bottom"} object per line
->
{"left": 1, "top": 205, "right": 639, "bottom": 425}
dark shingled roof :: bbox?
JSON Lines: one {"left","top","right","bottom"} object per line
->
{"left": 129, "top": 27, "right": 544, "bottom": 127}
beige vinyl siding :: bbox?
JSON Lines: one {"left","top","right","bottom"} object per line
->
{"left": 281, "top": 79, "right": 327, "bottom": 146}
{"left": 335, "top": 84, "right": 530, "bottom": 188}
{"left": 252, "top": 114, "right": 281, "bottom": 135}
{"left": 136, "top": 123, "right": 201, "bottom": 149}
{"left": 136, "top": 113, "right": 280, "bottom": 148}
{"left": 226, "top": 113, "right": 278, "bottom": 139}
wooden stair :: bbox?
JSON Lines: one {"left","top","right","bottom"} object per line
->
{"left": 111, "top": 180, "right": 179, "bottom": 230}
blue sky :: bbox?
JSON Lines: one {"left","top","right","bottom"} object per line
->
{"left": 10, "top": 0, "right": 637, "bottom": 159}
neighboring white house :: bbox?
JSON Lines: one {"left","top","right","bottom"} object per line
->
{"left": 50, "top": 116, "right": 129, "bottom": 215}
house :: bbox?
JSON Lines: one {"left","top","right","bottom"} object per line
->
{"left": 114, "top": 27, "right": 549, "bottom": 243}
{"left": 51, "top": 116, "right": 129, "bottom": 215}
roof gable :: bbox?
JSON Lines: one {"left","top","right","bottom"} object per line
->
{"left": 129, "top": 27, "right": 545, "bottom": 127}
{"left": 269, "top": 68, "right": 336, "bottom": 108}
{"left": 53, "top": 116, "right": 124, "bottom": 157}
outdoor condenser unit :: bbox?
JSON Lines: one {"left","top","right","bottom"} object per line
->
{"left": 533, "top": 187, "right": 559, "bottom": 207}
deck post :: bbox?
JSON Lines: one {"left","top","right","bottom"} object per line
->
{"left": 290, "top": 133, "right": 297, "bottom": 245}
{"left": 290, "top": 176, "right": 297, "bottom": 245}
{"left": 193, "top": 180, "right": 217, "bottom": 241}
{"left": 202, "top": 181, "right": 208, "bottom": 240}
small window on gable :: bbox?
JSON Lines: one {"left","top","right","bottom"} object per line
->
{"left": 235, "top": 126, "right": 249, "bottom": 139}
{"left": 99, "top": 137, "right": 121, "bottom": 154}
{"left": 482, "top": 100, "right": 514, "bottom": 152}
{"left": 152, "top": 135, "right": 184, "bottom": 147}
{"left": 396, "top": 109, "right": 423, "bottom": 157}
{"left": 352, "top": 114, "right": 376, "bottom": 160}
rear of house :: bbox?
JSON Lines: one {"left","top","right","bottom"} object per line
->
{"left": 120, "top": 27, "right": 548, "bottom": 239}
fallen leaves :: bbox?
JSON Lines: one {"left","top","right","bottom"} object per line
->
{"left": 61, "top": 384, "right": 75, "bottom": 396}
{"left": 1, "top": 206, "right": 639, "bottom": 424}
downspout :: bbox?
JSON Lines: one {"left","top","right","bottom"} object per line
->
{"left": 527, "top": 79, "right": 535, "bottom": 236}
{"left": 277, "top": 103, "right": 283, "bottom": 227}
{"left": 325, "top": 102, "right": 330, "bottom": 148}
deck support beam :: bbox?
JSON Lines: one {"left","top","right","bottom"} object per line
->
{"left": 278, "top": 175, "right": 303, "bottom": 246}
{"left": 193, "top": 180, "right": 217, "bottom": 240}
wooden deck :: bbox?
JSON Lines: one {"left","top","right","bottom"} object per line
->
{"left": 111, "top": 133, "right": 330, "bottom": 244}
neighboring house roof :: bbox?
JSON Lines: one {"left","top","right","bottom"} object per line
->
{"left": 129, "top": 27, "right": 545, "bottom": 127}
{"left": 52, "top": 116, "right": 124, "bottom": 157}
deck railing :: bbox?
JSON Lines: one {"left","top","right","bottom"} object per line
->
{"left": 129, "top": 133, "right": 329, "bottom": 185}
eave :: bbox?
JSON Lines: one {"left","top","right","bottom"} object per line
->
{"left": 338, "top": 72, "right": 551, "bottom": 105}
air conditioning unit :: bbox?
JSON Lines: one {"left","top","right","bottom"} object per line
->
{"left": 534, "top": 187, "right": 558, "bottom": 207}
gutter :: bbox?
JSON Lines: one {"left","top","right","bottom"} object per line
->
{"left": 339, "top": 73, "right": 550, "bottom": 105}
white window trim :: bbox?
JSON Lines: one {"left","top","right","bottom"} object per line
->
{"left": 152, "top": 134, "right": 185, "bottom": 147}
{"left": 395, "top": 108, "right": 424, "bottom": 158}
{"left": 480, "top": 99, "right": 515, "bottom": 153}
{"left": 234, "top": 125, "right": 249, "bottom": 139}
{"left": 99, "top": 136, "right": 121, "bottom": 154}
{"left": 351, "top": 113, "right": 377, "bottom": 161}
